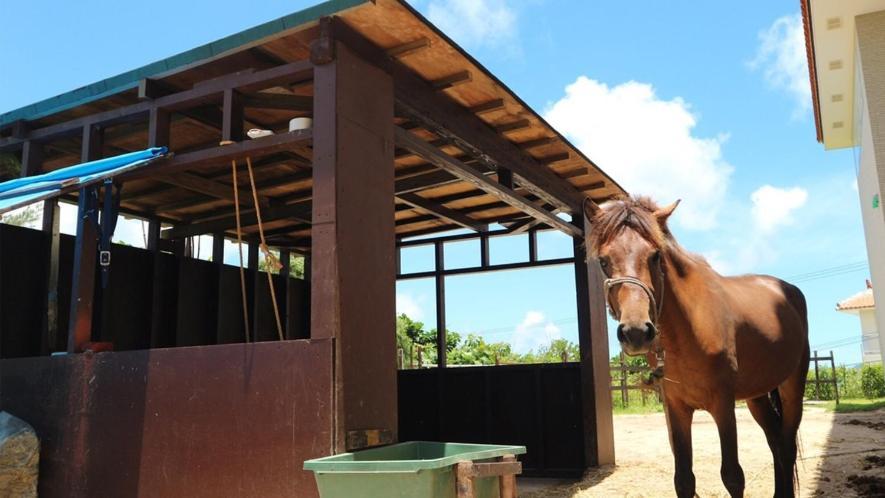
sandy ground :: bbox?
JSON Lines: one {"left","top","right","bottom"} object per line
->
{"left": 521, "top": 405, "right": 885, "bottom": 497}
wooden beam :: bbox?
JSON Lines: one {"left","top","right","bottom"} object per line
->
{"left": 161, "top": 201, "right": 311, "bottom": 239}
{"left": 435, "top": 241, "right": 447, "bottom": 368}
{"left": 121, "top": 129, "right": 311, "bottom": 181}
{"left": 573, "top": 217, "right": 615, "bottom": 466}
{"left": 41, "top": 199, "right": 61, "bottom": 353}
{"left": 386, "top": 37, "right": 431, "bottom": 58}
{"left": 494, "top": 119, "right": 531, "bottom": 134}
{"left": 158, "top": 172, "right": 270, "bottom": 209}
{"left": 148, "top": 107, "right": 171, "bottom": 147}
{"left": 327, "top": 19, "right": 587, "bottom": 212}
{"left": 468, "top": 99, "right": 505, "bottom": 115}
{"left": 432, "top": 71, "right": 471, "bottom": 90}
{"left": 397, "top": 192, "right": 487, "bottom": 232}
{"left": 0, "top": 60, "right": 314, "bottom": 150}
{"left": 539, "top": 152, "right": 570, "bottom": 165}
{"left": 517, "top": 136, "right": 557, "bottom": 150}
{"left": 20, "top": 141, "right": 43, "bottom": 177}
{"left": 242, "top": 93, "right": 313, "bottom": 111}
{"left": 222, "top": 89, "right": 244, "bottom": 142}
{"left": 395, "top": 127, "right": 581, "bottom": 237}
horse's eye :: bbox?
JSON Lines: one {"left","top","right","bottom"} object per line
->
{"left": 650, "top": 251, "right": 661, "bottom": 264}
{"left": 599, "top": 258, "right": 609, "bottom": 270}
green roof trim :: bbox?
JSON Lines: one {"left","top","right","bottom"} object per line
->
{"left": 0, "top": 0, "right": 370, "bottom": 128}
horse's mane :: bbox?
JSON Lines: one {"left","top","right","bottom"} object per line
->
{"left": 587, "top": 195, "right": 666, "bottom": 255}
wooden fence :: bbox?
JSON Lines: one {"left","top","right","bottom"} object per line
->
{"left": 808, "top": 350, "right": 839, "bottom": 404}
{"left": 610, "top": 353, "right": 658, "bottom": 406}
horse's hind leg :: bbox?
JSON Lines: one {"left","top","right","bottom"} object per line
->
{"left": 747, "top": 395, "right": 785, "bottom": 497}
{"left": 777, "top": 345, "right": 810, "bottom": 498}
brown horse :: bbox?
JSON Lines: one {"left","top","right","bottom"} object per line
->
{"left": 584, "top": 196, "right": 809, "bottom": 498}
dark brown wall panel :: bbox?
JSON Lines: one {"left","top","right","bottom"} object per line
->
{"left": 0, "top": 340, "right": 333, "bottom": 498}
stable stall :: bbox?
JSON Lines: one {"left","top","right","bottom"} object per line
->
{"left": 0, "top": 1, "right": 624, "bottom": 496}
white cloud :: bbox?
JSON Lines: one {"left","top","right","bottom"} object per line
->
{"left": 396, "top": 292, "right": 426, "bottom": 320}
{"left": 749, "top": 13, "right": 811, "bottom": 116}
{"left": 427, "top": 0, "right": 517, "bottom": 48}
{"left": 511, "top": 310, "right": 561, "bottom": 354}
{"left": 750, "top": 185, "right": 808, "bottom": 233}
{"left": 544, "top": 77, "right": 733, "bottom": 230}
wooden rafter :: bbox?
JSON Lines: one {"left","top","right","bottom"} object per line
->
{"left": 395, "top": 126, "right": 581, "bottom": 237}
{"left": 396, "top": 192, "right": 487, "bottom": 232}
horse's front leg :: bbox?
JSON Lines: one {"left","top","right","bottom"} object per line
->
{"left": 710, "top": 396, "right": 745, "bottom": 497}
{"left": 664, "top": 396, "right": 695, "bottom": 498}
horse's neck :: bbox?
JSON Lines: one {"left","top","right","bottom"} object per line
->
{"left": 658, "top": 243, "right": 715, "bottom": 350}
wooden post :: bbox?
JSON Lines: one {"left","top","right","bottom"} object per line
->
{"left": 499, "top": 455, "right": 518, "bottom": 498}
{"left": 455, "top": 461, "right": 475, "bottom": 498}
{"left": 67, "top": 124, "right": 102, "bottom": 353}
{"left": 147, "top": 220, "right": 164, "bottom": 347}
{"left": 310, "top": 34, "right": 397, "bottom": 452}
{"left": 528, "top": 228, "right": 538, "bottom": 263}
{"left": 830, "top": 350, "right": 839, "bottom": 405}
{"left": 813, "top": 350, "right": 820, "bottom": 400}
{"left": 42, "top": 199, "right": 61, "bottom": 353}
{"left": 20, "top": 140, "right": 43, "bottom": 177}
{"left": 435, "top": 241, "right": 447, "bottom": 368}
{"left": 573, "top": 216, "right": 615, "bottom": 466}
{"left": 222, "top": 88, "right": 244, "bottom": 143}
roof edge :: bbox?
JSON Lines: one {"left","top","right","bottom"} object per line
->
{"left": 0, "top": 0, "right": 371, "bottom": 128}
{"left": 801, "top": 0, "right": 824, "bottom": 144}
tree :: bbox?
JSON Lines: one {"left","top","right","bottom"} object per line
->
{"left": 1, "top": 205, "right": 39, "bottom": 228}
{"left": 0, "top": 153, "right": 19, "bottom": 181}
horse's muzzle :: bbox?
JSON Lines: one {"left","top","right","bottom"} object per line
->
{"left": 617, "top": 322, "right": 656, "bottom": 355}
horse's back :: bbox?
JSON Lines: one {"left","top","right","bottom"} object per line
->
{"left": 721, "top": 274, "right": 808, "bottom": 399}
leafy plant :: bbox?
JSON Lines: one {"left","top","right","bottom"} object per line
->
{"left": 861, "top": 364, "right": 885, "bottom": 399}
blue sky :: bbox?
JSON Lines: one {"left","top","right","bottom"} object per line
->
{"left": 0, "top": 1, "right": 871, "bottom": 363}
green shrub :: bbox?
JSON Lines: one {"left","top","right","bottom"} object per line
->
{"left": 861, "top": 364, "right": 885, "bottom": 398}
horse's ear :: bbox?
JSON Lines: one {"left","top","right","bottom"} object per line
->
{"left": 653, "top": 199, "right": 680, "bottom": 225}
{"left": 583, "top": 197, "right": 600, "bottom": 221}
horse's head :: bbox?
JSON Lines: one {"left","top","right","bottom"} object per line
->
{"left": 583, "top": 196, "right": 679, "bottom": 355}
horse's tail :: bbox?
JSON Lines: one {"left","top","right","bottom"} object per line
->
{"left": 768, "top": 387, "right": 800, "bottom": 491}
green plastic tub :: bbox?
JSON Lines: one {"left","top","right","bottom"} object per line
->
{"left": 303, "top": 441, "right": 526, "bottom": 498}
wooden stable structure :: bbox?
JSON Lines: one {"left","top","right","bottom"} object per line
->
{"left": 0, "top": 1, "right": 623, "bottom": 496}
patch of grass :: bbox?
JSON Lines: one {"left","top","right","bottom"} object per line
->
{"left": 612, "top": 399, "right": 664, "bottom": 415}
{"left": 819, "top": 398, "right": 885, "bottom": 413}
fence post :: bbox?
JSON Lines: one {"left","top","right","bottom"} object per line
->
{"left": 830, "top": 350, "right": 839, "bottom": 405}
{"left": 813, "top": 350, "right": 820, "bottom": 400}
{"left": 620, "top": 353, "right": 628, "bottom": 406}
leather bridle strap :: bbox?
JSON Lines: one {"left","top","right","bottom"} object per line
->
{"left": 602, "top": 273, "right": 665, "bottom": 328}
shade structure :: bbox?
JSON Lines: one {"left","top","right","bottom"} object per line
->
{"left": 0, "top": 147, "right": 168, "bottom": 215}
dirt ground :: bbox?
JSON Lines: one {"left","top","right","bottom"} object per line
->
{"left": 521, "top": 405, "right": 885, "bottom": 497}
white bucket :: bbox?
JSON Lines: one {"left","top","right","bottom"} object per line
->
{"left": 289, "top": 117, "right": 313, "bottom": 131}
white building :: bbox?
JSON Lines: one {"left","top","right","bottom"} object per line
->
{"left": 835, "top": 282, "right": 880, "bottom": 364}
{"left": 803, "top": 0, "right": 885, "bottom": 365}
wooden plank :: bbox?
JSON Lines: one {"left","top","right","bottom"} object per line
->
{"left": 470, "top": 460, "right": 522, "bottom": 478}
{"left": 456, "top": 461, "right": 475, "bottom": 498}
{"left": 395, "top": 127, "right": 581, "bottom": 237}
{"left": 386, "top": 37, "right": 431, "bottom": 58}
{"left": 539, "top": 152, "right": 570, "bottom": 165}
{"left": 397, "top": 192, "right": 487, "bottom": 232}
